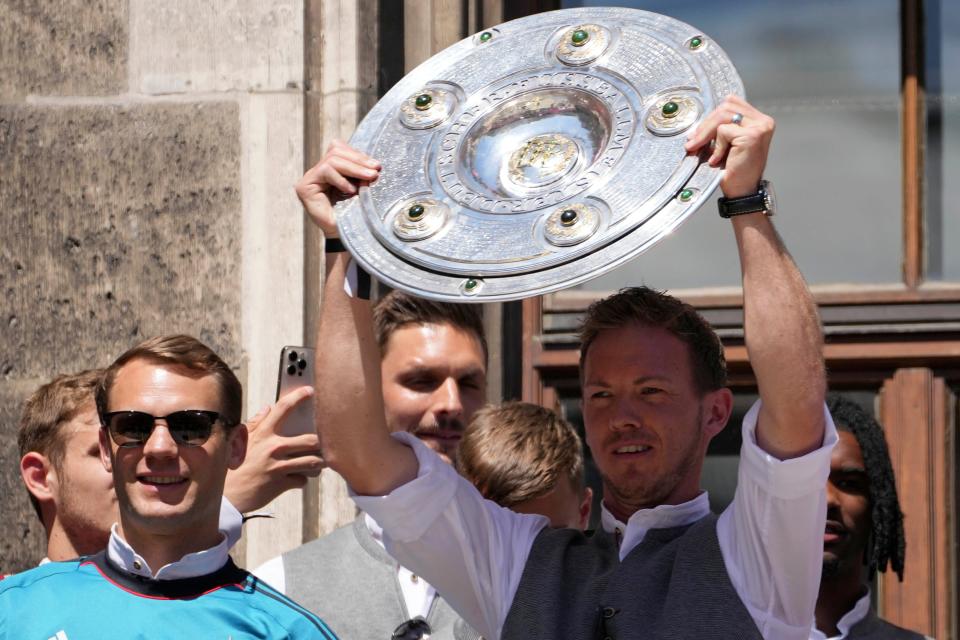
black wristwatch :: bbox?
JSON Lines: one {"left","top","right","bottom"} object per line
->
{"left": 717, "top": 180, "right": 776, "bottom": 218}
{"left": 324, "top": 237, "right": 347, "bottom": 253}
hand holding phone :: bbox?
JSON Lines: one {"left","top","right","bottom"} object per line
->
{"left": 222, "top": 347, "right": 323, "bottom": 512}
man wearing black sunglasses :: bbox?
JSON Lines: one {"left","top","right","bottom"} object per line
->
{"left": 0, "top": 335, "right": 338, "bottom": 639}
{"left": 13, "top": 366, "right": 315, "bottom": 573}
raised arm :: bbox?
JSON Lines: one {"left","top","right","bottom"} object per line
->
{"left": 685, "top": 96, "right": 826, "bottom": 459}
{"left": 298, "top": 140, "right": 419, "bottom": 494}
{"left": 298, "top": 143, "right": 546, "bottom": 639}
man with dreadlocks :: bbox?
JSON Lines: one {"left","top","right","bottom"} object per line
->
{"left": 810, "top": 394, "right": 932, "bottom": 640}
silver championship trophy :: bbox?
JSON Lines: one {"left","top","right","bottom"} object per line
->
{"left": 335, "top": 7, "right": 743, "bottom": 302}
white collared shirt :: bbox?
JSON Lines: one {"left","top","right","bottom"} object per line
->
{"left": 353, "top": 399, "right": 838, "bottom": 640}
{"left": 809, "top": 590, "right": 871, "bottom": 640}
{"left": 252, "top": 513, "right": 438, "bottom": 620}
{"left": 103, "top": 497, "right": 243, "bottom": 580}
{"left": 107, "top": 524, "right": 230, "bottom": 580}
{"left": 36, "top": 498, "right": 242, "bottom": 574}
{"left": 599, "top": 492, "right": 711, "bottom": 560}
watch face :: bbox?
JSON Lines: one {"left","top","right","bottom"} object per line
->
{"left": 761, "top": 179, "right": 776, "bottom": 215}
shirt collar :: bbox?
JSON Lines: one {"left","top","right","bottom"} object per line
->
{"left": 836, "top": 589, "right": 871, "bottom": 637}
{"left": 600, "top": 492, "right": 711, "bottom": 561}
{"left": 106, "top": 524, "right": 229, "bottom": 580}
{"left": 809, "top": 589, "right": 871, "bottom": 639}
{"left": 837, "top": 588, "right": 870, "bottom": 638}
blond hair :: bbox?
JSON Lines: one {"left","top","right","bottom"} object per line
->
{"left": 18, "top": 369, "right": 103, "bottom": 518}
{"left": 95, "top": 334, "right": 242, "bottom": 427}
{"left": 457, "top": 401, "right": 584, "bottom": 508}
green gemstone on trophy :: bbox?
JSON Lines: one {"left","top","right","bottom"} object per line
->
{"left": 479, "top": 31, "right": 492, "bottom": 42}
{"left": 560, "top": 209, "right": 578, "bottom": 226}
{"left": 408, "top": 204, "right": 425, "bottom": 220}
{"left": 690, "top": 36, "right": 703, "bottom": 49}
{"left": 680, "top": 189, "right": 694, "bottom": 202}
{"left": 571, "top": 29, "right": 589, "bottom": 46}
{"left": 662, "top": 101, "right": 680, "bottom": 117}
{"left": 414, "top": 94, "right": 432, "bottom": 110}
{"left": 465, "top": 278, "right": 479, "bottom": 291}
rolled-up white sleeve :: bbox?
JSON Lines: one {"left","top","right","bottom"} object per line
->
{"left": 717, "top": 400, "right": 838, "bottom": 640}
{"left": 352, "top": 432, "right": 548, "bottom": 640}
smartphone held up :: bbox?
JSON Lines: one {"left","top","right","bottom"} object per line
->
{"left": 275, "top": 346, "right": 317, "bottom": 437}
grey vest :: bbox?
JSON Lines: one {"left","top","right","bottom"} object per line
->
{"left": 502, "top": 513, "right": 763, "bottom": 640}
{"left": 283, "top": 515, "right": 466, "bottom": 639}
{"left": 844, "top": 609, "right": 930, "bottom": 640}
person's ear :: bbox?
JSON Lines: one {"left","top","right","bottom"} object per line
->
{"left": 98, "top": 427, "right": 114, "bottom": 473}
{"left": 702, "top": 387, "right": 733, "bottom": 440}
{"left": 227, "top": 424, "right": 248, "bottom": 470}
{"left": 578, "top": 486, "right": 593, "bottom": 531}
{"left": 20, "top": 452, "right": 56, "bottom": 504}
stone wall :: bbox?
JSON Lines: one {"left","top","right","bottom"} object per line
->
{"left": 0, "top": 0, "right": 308, "bottom": 572}
{"left": 0, "top": 0, "right": 485, "bottom": 575}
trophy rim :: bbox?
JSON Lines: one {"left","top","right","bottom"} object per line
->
{"left": 337, "top": 6, "right": 745, "bottom": 302}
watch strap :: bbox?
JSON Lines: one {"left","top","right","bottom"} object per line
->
{"left": 325, "top": 237, "right": 347, "bottom": 253}
{"left": 717, "top": 182, "right": 770, "bottom": 218}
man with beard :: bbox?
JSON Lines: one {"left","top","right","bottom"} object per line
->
{"left": 309, "top": 95, "right": 837, "bottom": 640}
{"left": 254, "top": 281, "right": 488, "bottom": 638}
{"left": 811, "top": 395, "right": 932, "bottom": 640}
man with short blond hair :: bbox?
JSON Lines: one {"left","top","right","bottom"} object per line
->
{"left": 457, "top": 401, "right": 591, "bottom": 530}
{"left": 1, "top": 335, "right": 338, "bottom": 639}
{"left": 18, "top": 369, "right": 116, "bottom": 563}
{"left": 15, "top": 362, "right": 318, "bottom": 571}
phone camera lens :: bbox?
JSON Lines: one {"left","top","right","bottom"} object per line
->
{"left": 298, "top": 359, "right": 307, "bottom": 370}
{"left": 289, "top": 351, "right": 298, "bottom": 362}
{"left": 287, "top": 364, "right": 297, "bottom": 375}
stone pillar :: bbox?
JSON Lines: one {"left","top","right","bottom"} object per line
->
{"left": 301, "top": 0, "right": 382, "bottom": 544}
{"left": 0, "top": 0, "right": 307, "bottom": 571}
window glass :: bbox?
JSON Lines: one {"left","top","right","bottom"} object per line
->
{"left": 560, "top": 0, "right": 902, "bottom": 290}
{"left": 927, "top": 0, "right": 960, "bottom": 281}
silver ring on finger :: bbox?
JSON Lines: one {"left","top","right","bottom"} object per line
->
{"left": 731, "top": 112, "right": 744, "bottom": 126}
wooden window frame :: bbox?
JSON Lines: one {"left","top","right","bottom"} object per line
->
{"left": 520, "top": 0, "right": 960, "bottom": 397}
{"left": 512, "top": 2, "right": 957, "bottom": 634}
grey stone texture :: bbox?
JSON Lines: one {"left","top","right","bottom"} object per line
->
{"left": 0, "top": 101, "right": 243, "bottom": 571}
{"left": 0, "top": 101, "right": 243, "bottom": 378}
{"left": 0, "top": 379, "right": 47, "bottom": 573}
{"left": 130, "top": 0, "right": 302, "bottom": 94}
{"left": 0, "top": 0, "right": 128, "bottom": 100}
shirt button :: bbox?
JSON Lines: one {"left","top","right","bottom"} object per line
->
{"left": 410, "top": 574, "right": 419, "bottom": 584}
{"left": 133, "top": 560, "right": 142, "bottom": 570}
{"left": 602, "top": 606, "right": 616, "bottom": 618}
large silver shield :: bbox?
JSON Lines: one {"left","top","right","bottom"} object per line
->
{"left": 336, "top": 7, "right": 743, "bottom": 302}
